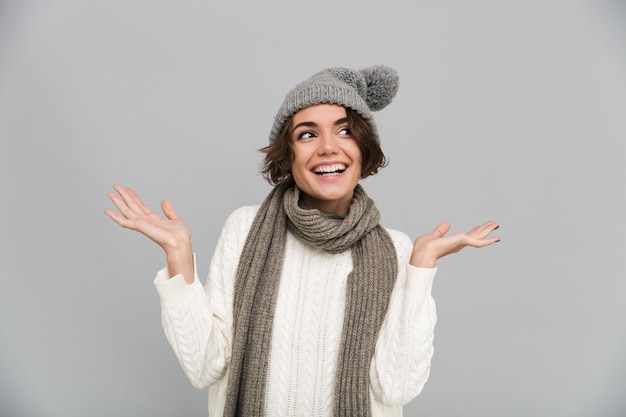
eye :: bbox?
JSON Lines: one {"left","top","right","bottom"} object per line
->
{"left": 338, "top": 127, "right": 351, "bottom": 136}
{"left": 296, "top": 131, "right": 315, "bottom": 140}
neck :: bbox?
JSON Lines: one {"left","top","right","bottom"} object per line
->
{"left": 299, "top": 192, "right": 352, "bottom": 216}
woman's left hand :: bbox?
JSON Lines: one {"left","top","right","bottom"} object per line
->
{"left": 410, "top": 221, "right": 500, "bottom": 268}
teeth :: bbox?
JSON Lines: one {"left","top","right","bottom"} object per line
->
{"left": 313, "top": 163, "right": 347, "bottom": 174}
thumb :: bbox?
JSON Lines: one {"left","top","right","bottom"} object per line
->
{"left": 161, "top": 200, "right": 180, "bottom": 220}
{"left": 432, "top": 221, "right": 451, "bottom": 237}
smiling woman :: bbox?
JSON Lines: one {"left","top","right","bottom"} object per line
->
{"left": 260, "top": 105, "right": 387, "bottom": 186}
{"left": 105, "top": 65, "right": 500, "bottom": 417}
{"left": 286, "top": 104, "right": 363, "bottom": 215}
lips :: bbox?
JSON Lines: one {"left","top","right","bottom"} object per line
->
{"left": 312, "top": 163, "right": 348, "bottom": 176}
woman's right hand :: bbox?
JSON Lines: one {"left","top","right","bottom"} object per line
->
{"left": 105, "top": 184, "right": 194, "bottom": 283}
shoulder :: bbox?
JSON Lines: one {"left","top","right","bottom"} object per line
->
{"left": 383, "top": 227, "right": 413, "bottom": 264}
{"left": 226, "top": 205, "right": 260, "bottom": 225}
{"left": 211, "top": 205, "right": 261, "bottom": 259}
{"left": 384, "top": 227, "right": 412, "bottom": 248}
{"left": 224, "top": 205, "right": 260, "bottom": 235}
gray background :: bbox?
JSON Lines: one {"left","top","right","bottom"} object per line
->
{"left": 1, "top": 1, "right": 624, "bottom": 416}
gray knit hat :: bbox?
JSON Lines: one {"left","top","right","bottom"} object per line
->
{"left": 269, "top": 65, "right": 399, "bottom": 144}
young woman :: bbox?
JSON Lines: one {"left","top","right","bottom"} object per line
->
{"left": 105, "top": 65, "right": 499, "bottom": 417}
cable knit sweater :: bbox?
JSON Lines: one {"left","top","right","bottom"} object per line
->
{"left": 154, "top": 205, "right": 437, "bottom": 417}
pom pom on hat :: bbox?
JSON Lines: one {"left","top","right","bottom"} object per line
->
{"left": 360, "top": 65, "right": 399, "bottom": 111}
{"left": 269, "top": 65, "right": 399, "bottom": 144}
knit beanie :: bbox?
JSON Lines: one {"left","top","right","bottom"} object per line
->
{"left": 269, "top": 65, "right": 399, "bottom": 144}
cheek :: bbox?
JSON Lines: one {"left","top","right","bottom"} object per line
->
{"left": 353, "top": 147, "right": 364, "bottom": 177}
{"left": 290, "top": 150, "right": 301, "bottom": 170}
{"left": 290, "top": 156, "right": 307, "bottom": 179}
{"left": 352, "top": 145, "right": 363, "bottom": 166}
{"left": 290, "top": 144, "right": 310, "bottom": 171}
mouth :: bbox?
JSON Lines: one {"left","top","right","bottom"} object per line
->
{"left": 312, "top": 163, "right": 348, "bottom": 176}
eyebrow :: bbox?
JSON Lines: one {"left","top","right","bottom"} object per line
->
{"left": 292, "top": 117, "right": 349, "bottom": 131}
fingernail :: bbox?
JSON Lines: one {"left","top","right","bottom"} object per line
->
{"left": 495, "top": 239, "right": 501, "bottom": 243}
{"left": 494, "top": 225, "right": 500, "bottom": 230}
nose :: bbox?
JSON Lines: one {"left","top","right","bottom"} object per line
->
{"left": 316, "top": 132, "right": 339, "bottom": 155}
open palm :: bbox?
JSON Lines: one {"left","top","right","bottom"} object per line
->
{"left": 410, "top": 221, "right": 500, "bottom": 268}
{"left": 105, "top": 185, "right": 191, "bottom": 252}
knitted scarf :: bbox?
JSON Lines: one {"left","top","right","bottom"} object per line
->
{"left": 223, "top": 180, "right": 398, "bottom": 417}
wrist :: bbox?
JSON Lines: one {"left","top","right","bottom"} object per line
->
{"left": 410, "top": 255, "right": 437, "bottom": 268}
{"left": 165, "top": 243, "right": 193, "bottom": 279}
{"left": 165, "top": 244, "right": 192, "bottom": 265}
{"left": 410, "top": 247, "right": 437, "bottom": 268}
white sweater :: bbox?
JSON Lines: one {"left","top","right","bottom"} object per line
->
{"left": 154, "top": 206, "right": 437, "bottom": 417}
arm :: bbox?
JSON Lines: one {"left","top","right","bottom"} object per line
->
{"left": 104, "top": 186, "right": 244, "bottom": 388}
{"left": 369, "top": 231, "right": 437, "bottom": 405}
{"left": 154, "top": 206, "right": 257, "bottom": 389}
{"left": 155, "top": 261, "right": 229, "bottom": 389}
{"left": 370, "top": 222, "right": 500, "bottom": 405}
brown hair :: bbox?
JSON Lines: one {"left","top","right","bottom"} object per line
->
{"left": 260, "top": 107, "right": 388, "bottom": 185}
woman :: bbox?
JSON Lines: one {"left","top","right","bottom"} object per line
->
{"left": 105, "top": 65, "right": 499, "bottom": 417}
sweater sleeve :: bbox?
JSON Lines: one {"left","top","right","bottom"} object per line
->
{"left": 369, "top": 229, "right": 437, "bottom": 406}
{"left": 153, "top": 206, "right": 257, "bottom": 389}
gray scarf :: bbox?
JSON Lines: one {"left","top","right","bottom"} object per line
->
{"left": 224, "top": 180, "right": 398, "bottom": 416}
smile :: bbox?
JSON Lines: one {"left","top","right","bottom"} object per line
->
{"left": 312, "top": 163, "right": 348, "bottom": 176}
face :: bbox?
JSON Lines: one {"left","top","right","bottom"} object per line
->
{"left": 290, "top": 104, "right": 362, "bottom": 215}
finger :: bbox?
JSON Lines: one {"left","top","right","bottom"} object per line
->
{"left": 468, "top": 221, "right": 499, "bottom": 238}
{"left": 113, "top": 185, "right": 147, "bottom": 215}
{"left": 104, "top": 208, "right": 132, "bottom": 228}
{"left": 432, "top": 221, "right": 451, "bottom": 237}
{"left": 465, "top": 234, "right": 501, "bottom": 248}
{"left": 124, "top": 187, "right": 155, "bottom": 215}
{"left": 468, "top": 221, "right": 495, "bottom": 232}
{"left": 107, "top": 190, "right": 137, "bottom": 219}
{"left": 161, "top": 200, "right": 180, "bottom": 220}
